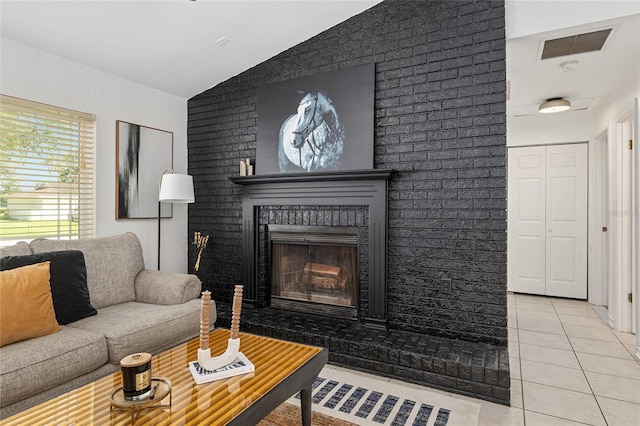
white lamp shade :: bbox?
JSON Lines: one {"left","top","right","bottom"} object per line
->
{"left": 159, "top": 173, "right": 194, "bottom": 203}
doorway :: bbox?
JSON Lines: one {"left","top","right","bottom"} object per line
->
{"left": 607, "top": 115, "right": 636, "bottom": 334}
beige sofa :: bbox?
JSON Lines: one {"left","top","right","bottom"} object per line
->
{"left": 0, "top": 232, "right": 216, "bottom": 419}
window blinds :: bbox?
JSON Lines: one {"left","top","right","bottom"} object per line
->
{"left": 0, "top": 95, "right": 96, "bottom": 246}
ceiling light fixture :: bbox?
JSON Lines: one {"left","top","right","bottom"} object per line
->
{"left": 539, "top": 97, "right": 571, "bottom": 114}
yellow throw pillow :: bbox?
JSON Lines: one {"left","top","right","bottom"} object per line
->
{"left": 0, "top": 261, "right": 61, "bottom": 347}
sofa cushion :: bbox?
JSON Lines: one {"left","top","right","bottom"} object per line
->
{"left": 29, "top": 233, "right": 144, "bottom": 309}
{"left": 0, "top": 241, "right": 31, "bottom": 258}
{"left": 0, "top": 251, "right": 97, "bottom": 325}
{"left": 0, "top": 326, "right": 108, "bottom": 407}
{"left": 68, "top": 300, "right": 215, "bottom": 363}
{"left": 0, "top": 262, "right": 61, "bottom": 347}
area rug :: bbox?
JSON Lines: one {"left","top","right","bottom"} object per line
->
{"left": 260, "top": 402, "right": 359, "bottom": 426}
{"left": 272, "top": 365, "right": 481, "bottom": 426}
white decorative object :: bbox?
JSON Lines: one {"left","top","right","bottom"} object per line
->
{"left": 188, "top": 352, "right": 254, "bottom": 384}
{"left": 197, "top": 286, "right": 246, "bottom": 371}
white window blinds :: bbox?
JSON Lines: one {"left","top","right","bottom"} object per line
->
{"left": 0, "top": 95, "right": 96, "bottom": 246}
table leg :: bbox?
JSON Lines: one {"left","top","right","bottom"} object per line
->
{"left": 300, "top": 386, "right": 312, "bottom": 426}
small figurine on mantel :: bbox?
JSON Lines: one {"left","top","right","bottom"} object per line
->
{"left": 239, "top": 158, "right": 253, "bottom": 176}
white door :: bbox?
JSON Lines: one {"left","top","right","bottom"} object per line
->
{"left": 508, "top": 146, "right": 546, "bottom": 295}
{"left": 508, "top": 144, "right": 588, "bottom": 299}
{"left": 546, "top": 144, "right": 588, "bottom": 298}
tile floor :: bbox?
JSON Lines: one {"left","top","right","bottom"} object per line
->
{"left": 323, "top": 293, "right": 639, "bottom": 425}
{"left": 475, "top": 293, "right": 640, "bottom": 426}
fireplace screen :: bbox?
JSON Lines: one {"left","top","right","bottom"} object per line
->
{"left": 269, "top": 226, "right": 359, "bottom": 319}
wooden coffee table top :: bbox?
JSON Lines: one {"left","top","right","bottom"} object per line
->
{"left": 4, "top": 329, "right": 326, "bottom": 425}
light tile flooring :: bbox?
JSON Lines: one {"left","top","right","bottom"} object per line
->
{"left": 325, "top": 293, "right": 639, "bottom": 425}
{"left": 487, "top": 293, "right": 640, "bottom": 426}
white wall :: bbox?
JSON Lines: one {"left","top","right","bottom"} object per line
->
{"left": 507, "top": 112, "right": 592, "bottom": 147}
{"left": 590, "top": 68, "right": 639, "bottom": 336}
{"left": 1, "top": 38, "right": 190, "bottom": 273}
{"left": 592, "top": 68, "right": 640, "bottom": 134}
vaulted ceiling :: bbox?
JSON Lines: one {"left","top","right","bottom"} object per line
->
{"left": 0, "top": 1, "right": 383, "bottom": 98}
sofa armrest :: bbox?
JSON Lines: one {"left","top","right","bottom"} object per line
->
{"left": 134, "top": 269, "right": 201, "bottom": 305}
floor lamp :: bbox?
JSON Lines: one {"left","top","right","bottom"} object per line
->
{"left": 158, "top": 169, "right": 195, "bottom": 270}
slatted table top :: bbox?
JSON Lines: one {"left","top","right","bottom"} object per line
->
{"left": 4, "top": 329, "right": 327, "bottom": 425}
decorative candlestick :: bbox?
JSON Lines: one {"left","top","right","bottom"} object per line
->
{"left": 199, "top": 291, "right": 211, "bottom": 350}
{"left": 230, "top": 285, "right": 243, "bottom": 339}
{"left": 197, "top": 285, "right": 244, "bottom": 371}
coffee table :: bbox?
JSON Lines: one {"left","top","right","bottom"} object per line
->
{"left": 3, "top": 329, "right": 328, "bottom": 425}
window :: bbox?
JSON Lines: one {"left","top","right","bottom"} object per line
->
{"left": 0, "top": 95, "right": 95, "bottom": 246}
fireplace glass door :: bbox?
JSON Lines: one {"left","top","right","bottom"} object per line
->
{"left": 269, "top": 226, "right": 359, "bottom": 319}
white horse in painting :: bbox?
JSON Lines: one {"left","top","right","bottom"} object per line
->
{"left": 278, "top": 91, "right": 345, "bottom": 172}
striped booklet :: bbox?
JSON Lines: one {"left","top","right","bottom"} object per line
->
{"left": 188, "top": 352, "right": 255, "bottom": 384}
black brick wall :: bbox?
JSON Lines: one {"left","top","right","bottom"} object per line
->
{"left": 188, "top": 0, "right": 507, "bottom": 345}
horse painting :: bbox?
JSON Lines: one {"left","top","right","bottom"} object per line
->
{"left": 278, "top": 91, "right": 345, "bottom": 172}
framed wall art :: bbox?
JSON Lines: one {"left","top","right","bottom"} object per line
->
{"left": 256, "top": 63, "right": 375, "bottom": 175}
{"left": 116, "top": 120, "right": 173, "bottom": 219}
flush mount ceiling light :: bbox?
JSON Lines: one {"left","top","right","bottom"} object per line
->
{"left": 539, "top": 97, "right": 571, "bottom": 114}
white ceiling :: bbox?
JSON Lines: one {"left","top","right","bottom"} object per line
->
{"left": 0, "top": 0, "right": 383, "bottom": 99}
{"left": 506, "top": 12, "right": 640, "bottom": 118}
{"left": 1, "top": 0, "right": 639, "bottom": 128}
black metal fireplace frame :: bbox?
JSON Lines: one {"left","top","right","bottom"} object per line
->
{"left": 230, "top": 169, "right": 396, "bottom": 329}
{"left": 268, "top": 224, "right": 361, "bottom": 321}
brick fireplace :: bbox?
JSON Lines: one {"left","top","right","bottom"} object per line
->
{"left": 229, "top": 169, "right": 395, "bottom": 329}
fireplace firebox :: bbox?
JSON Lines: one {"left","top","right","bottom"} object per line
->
{"left": 269, "top": 225, "right": 359, "bottom": 320}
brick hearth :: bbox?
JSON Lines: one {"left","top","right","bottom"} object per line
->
{"left": 215, "top": 301, "right": 510, "bottom": 405}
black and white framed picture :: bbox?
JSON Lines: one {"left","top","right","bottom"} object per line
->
{"left": 256, "top": 63, "right": 375, "bottom": 174}
{"left": 116, "top": 121, "right": 173, "bottom": 219}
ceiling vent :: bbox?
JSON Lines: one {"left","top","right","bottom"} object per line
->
{"left": 541, "top": 29, "right": 612, "bottom": 60}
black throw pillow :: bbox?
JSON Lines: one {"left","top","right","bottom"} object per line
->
{"left": 0, "top": 250, "right": 97, "bottom": 325}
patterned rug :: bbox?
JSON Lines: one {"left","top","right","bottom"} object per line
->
{"left": 283, "top": 365, "right": 481, "bottom": 426}
{"left": 260, "top": 402, "right": 358, "bottom": 426}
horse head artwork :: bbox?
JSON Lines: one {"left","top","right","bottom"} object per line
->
{"left": 278, "top": 91, "right": 345, "bottom": 172}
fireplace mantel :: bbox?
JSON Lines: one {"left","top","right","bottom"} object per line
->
{"left": 230, "top": 169, "right": 396, "bottom": 330}
{"left": 229, "top": 169, "right": 397, "bottom": 185}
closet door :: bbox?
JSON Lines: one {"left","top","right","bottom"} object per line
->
{"left": 507, "top": 144, "right": 588, "bottom": 298}
{"left": 546, "top": 144, "right": 588, "bottom": 298}
{"left": 508, "top": 146, "right": 546, "bottom": 295}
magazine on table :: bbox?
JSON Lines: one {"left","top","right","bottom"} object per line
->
{"left": 188, "top": 352, "right": 255, "bottom": 384}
